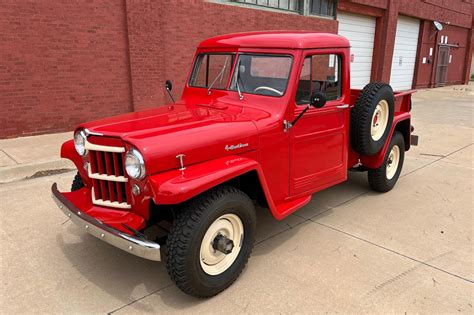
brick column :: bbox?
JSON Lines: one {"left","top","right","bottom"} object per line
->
{"left": 372, "top": 0, "right": 398, "bottom": 83}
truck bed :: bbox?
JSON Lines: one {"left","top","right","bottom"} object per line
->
{"left": 350, "top": 88, "right": 415, "bottom": 113}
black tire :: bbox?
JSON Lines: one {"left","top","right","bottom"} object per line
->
{"left": 351, "top": 82, "right": 395, "bottom": 155}
{"left": 71, "top": 172, "right": 84, "bottom": 191}
{"left": 166, "top": 185, "right": 256, "bottom": 298}
{"left": 368, "top": 132, "right": 405, "bottom": 192}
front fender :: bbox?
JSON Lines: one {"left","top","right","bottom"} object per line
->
{"left": 61, "top": 140, "right": 91, "bottom": 187}
{"left": 148, "top": 156, "right": 276, "bottom": 211}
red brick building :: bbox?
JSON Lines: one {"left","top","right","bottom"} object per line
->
{"left": 1, "top": 0, "right": 472, "bottom": 139}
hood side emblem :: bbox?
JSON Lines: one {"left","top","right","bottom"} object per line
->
{"left": 176, "top": 154, "right": 186, "bottom": 171}
{"left": 225, "top": 143, "right": 249, "bottom": 151}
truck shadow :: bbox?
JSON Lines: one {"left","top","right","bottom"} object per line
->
{"left": 56, "top": 171, "right": 370, "bottom": 311}
{"left": 56, "top": 229, "right": 171, "bottom": 312}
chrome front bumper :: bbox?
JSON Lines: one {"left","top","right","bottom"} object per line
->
{"left": 51, "top": 183, "right": 161, "bottom": 261}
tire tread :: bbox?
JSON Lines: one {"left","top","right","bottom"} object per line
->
{"left": 166, "top": 185, "right": 254, "bottom": 298}
{"left": 351, "top": 82, "right": 394, "bottom": 155}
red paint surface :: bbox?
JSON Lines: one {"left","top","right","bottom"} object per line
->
{"left": 58, "top": 32, "right": 414, "bottom": 224}
{"left": 62, "top": 187, "right": 145, "bottom": 234}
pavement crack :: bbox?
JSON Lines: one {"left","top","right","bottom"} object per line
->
{"left": 401, "top": 143, "right": 473, "bottom": 178}
{"left": 310, "top": 220, "right": 473, "bottom": 284}
{"left": 0, "top": 149, "right": 19, "bottom": 164}
{"left": 366, "top": 251, "right": 452, "bottom": 296}
{"left": 107, "top": 283, "right": 174, "bottom": 314}
{"left": 419, "top": 153, "right": 446, "bottom": 157}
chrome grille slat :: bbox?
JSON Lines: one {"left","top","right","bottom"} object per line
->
{"left": 87, "top": 141, "right": 130, "bottom": 209}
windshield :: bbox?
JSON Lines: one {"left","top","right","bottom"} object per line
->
{"left": 230, "top": 54, "right": 292, "bottom": 97}
{"left": 189, "top": 53, "right": 293, "bottom": 97}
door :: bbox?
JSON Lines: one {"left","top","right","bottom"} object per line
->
{"left": 290, "top": 52, "right": 348, "bottom": 196}
{"left": 436, "top": 45, "right": 450, "bottom": 87}
{"left": 338, "top": 11, "right": 376, "bottom": 88}
{"left": 390, "top": 15, "right": 420, "bottom": 91}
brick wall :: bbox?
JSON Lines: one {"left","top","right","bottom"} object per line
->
{"left": 0, "top": 0, "right": 133, "bottom": 138}
{"left": 1, "top": 0, "right": 472, "bottom": 138}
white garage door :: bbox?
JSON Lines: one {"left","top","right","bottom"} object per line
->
{"left": 338, "top": 12, "right": 376, "bottom": 89}
{"left": 390, "top": 16, "right": 420, "bottom": 90}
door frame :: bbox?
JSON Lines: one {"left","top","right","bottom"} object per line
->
{"left": 435, "top": 45, "right": 450, "bottom": 87}
{"left": 287, "top": 47, "right": 351, "bottom": 198}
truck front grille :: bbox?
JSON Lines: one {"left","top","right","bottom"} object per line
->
{"left": 86, "top": 141, "right": 131, "bottom": 209}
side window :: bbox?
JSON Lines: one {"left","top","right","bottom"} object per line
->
{"left": 295, "top": 54, "right": 341, "bottom": 105}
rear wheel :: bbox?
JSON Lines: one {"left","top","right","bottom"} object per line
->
{"left": 368, "top": 132, "right": 405, "bottom": 192}
{"left": 166, "top": 186, "right": 256, "bottom": 298}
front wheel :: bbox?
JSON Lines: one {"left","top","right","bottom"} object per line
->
{"left": 165, "top": 186, "right": 256, "bottom": 298}
{"left": 368, "top": 131, "right": 405, "bottom": 192}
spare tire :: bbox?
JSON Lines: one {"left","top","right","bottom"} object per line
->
{"left": 350, "top": 82, "right": 394, "bottom": 155}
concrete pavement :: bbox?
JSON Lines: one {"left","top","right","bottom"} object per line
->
{"left": 0, "top": 132, "right": 74, "bottom": 183}
{"left": 0, "top": 85, "right": 473, "bottom": 313}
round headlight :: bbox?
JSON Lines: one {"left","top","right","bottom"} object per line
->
{"left": 125, "top": 149, "right": 146, "bottom": 179}
{"left": 74, "top": 130, "right": 87, "bottom": 156}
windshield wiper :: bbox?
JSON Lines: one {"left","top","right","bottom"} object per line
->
{"left": 207, "top": 56, "right": 230, "bottom": 95}
{"left": 235, "top": 60, "right": 244, "bottom": 100}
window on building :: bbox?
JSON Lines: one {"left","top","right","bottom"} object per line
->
{"left": 310, "top": 0, "right": 336, "bottom": 17}
{"left": 229, "top": 0, "right": 337, "bottom": 17}
{"left": 233, "top": 0, "right": 302, "bottom": 13}
{"left": 295, "top": 54, "right": 341, "bottom": 105}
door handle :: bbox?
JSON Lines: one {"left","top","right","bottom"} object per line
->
{"left": 336, "top": 104, "right": 349, "bottom": 109}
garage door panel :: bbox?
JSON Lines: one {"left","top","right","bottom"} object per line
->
{"left": 390, "top": 16, "right": 420, "bottom": 91}
{"left": 350, "top": 56, "right": 373, "bottom": 63}
{"left": 338, "top": 12, "right": 375, "bottom": 89}
{"left": 351, "top": 64, "right": 372, "bottom": 72}
{"left": 338, "top": 26, "right": 375, "bottom": 35}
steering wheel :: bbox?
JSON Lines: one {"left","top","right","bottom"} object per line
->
{"left": 253, "top": 86, "right": 283, "bottom": 96}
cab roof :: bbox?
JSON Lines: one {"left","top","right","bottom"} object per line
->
{"left": 198, "top": 31, "right": 350, "bottom": 50}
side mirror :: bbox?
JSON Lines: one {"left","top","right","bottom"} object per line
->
{"left": 165, "top": 80, "right": 173, "bottom": 91}
{"left": 289, "top": 92, "right": 328, "bottom": 129}
{"left": 310, "top": 92, "right": 327, "bottom": 108}
{"left": 165, "top": 80, "right": 175, "bottom": 103}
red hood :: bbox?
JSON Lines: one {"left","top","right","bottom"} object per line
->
{"left": 80, "top": 101, "right": 270, "bottom": 174}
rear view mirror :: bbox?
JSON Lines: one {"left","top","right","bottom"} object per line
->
{"left": 165, "top": 80, "right": 173, "bottom": 91}
{"left": 165, "top": 80, "right": 175, "bottom": 103}
{"left": 310, "top": 92, "right": 327, "bottom": 108}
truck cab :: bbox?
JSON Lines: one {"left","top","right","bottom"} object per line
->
{"left": 52, "top": 31, "right": 416, "bottom": 298}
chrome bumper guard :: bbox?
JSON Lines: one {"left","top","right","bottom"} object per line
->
{"left": 51, "top": 183, "right": 161, "bottom": 261}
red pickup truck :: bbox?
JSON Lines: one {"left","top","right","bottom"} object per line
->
{"left": 52, "top": 31, "right": 417, "bottom": 298}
